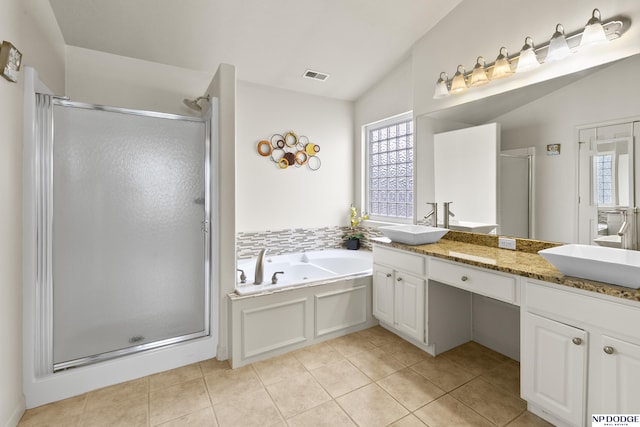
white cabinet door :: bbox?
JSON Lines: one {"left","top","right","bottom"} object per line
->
{"left": 372, "top": 264, "right": 394, "bottom": 325}
{"left": 394, "top": 272, "right": 425, "bottom": 342}
{"left": 600, "top": 335, "right": 640, "bottom": 413}
{"left": 523, "top": 312, "right": 587, "bottom": 427}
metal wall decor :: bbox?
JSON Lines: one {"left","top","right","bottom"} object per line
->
{"left": 256, "top": 130, "right": 322, "bottom": 171}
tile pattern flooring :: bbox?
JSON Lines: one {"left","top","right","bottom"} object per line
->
{"left": 19, "top": 326, "right": 553, "bottom": 427}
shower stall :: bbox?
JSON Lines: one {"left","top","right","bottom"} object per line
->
{"left": 23, "top": 67, "right": 218, "bottom": 406}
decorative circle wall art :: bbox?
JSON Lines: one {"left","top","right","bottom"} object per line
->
{"left": 256, "top": 130, "right": 322, "bottom": 171}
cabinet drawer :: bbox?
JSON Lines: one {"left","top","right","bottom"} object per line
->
{"left": 429, "top": 258, "right": 518, "bottom": 305}
{"left": 373, "top": 246, "right": 426, "bottom": 277}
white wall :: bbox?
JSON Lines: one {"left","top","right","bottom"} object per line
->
{"left": 236, "top": 82, "right": 354, "bottom": 231}
{"left": 353, "top": 57, "right": 413, "bottom": 215}
{"left": 66, "top": 46, "right": 213, "bottom": 114}
{"left": 1, "top": 1, "right": 65, "bottom": 425}
{"left": 496, "top": 55, "right": 640, "bottom": 243}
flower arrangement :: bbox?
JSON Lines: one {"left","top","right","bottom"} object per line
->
{"left": 342, "top": 205, "right": 368, "bottom": 248}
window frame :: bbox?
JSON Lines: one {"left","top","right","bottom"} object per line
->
{"left": 363, "top": 112, "right": 414, "bottom": 224}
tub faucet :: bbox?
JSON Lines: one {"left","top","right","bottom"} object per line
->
{"left": 254, "top": 248, "right": 267, "bottom": 284}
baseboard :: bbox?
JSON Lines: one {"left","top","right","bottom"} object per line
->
{"left": 4, "top": 394, "right": 26, "bottom": 427}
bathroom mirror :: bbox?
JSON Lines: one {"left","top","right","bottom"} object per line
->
{"left": 577, "top": 120, "right": 637, "bottom": 249}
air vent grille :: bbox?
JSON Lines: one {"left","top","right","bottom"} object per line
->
{"left": 303, "top": 69, "right": 330, "bottom": 81}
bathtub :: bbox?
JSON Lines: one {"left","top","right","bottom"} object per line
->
{"left": 235, "top": 249, "right": 372, "bottom": 296}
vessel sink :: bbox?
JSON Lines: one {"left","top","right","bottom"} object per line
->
{"left": 538, "top": 244, "right": 640, "bottom": 289}
{"left": 379, "top": 225, "right": 449, "bottom": 245}
{"left": 447, "top": 220, "right": 498, "bottom": 234}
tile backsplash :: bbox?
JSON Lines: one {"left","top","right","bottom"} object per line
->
{"left": 236, "top": 226, "right": 384, "bottom": 259}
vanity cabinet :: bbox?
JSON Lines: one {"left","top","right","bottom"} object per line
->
{"left": 522, "top": 280, "right": 640, "bottom": 426}
{"left": 372, "top": 246, "right": 426, "bottom": 343}
{"left": 522, "top": 312, "right": 587, "bottom": 427}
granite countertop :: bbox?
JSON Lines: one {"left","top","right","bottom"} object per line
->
{"left": 372, "top": 231, "right": 640, "bottom": 303}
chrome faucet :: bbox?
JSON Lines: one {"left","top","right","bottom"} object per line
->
{"left": 443, "top": 202, "right": 455, "bottom": 229}
{"left": 423, "top": 202, "right": 438, "bottom": 227}
{"left": 254, "top": 248, "right": 267, "bottom": 284}
{"left": 617, "top": 211, "right": 631, "bottom": 249}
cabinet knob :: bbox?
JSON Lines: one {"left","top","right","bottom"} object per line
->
{"left": 386, "top": 273, "right": 392, "bottom": 278}
{"left": 603, "top": 346, "right": 614, "bottom": 355}
{"left": 461, "top": 275, "right": 468, "bottom": 282}
{"left": 397, "top": 277, "right": 403, "bottom": 282}
{"left": 572, "top": 337, "right": 582, "bottom": 345}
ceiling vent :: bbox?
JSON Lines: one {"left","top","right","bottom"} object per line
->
{"left": 303, "top": 69, "right": 330, "bottom": 81}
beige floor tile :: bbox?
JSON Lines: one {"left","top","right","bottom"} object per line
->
{"left": 19, "top": 394, "right": 86, "bottom": 427}
{"left": 450, "top": 377, "right": 527, "bottom": 426}
{"left": 389, "top": 414, "right": 427, "bottom": 427}
{"left": 252, "top": 353, "right": 307, "bottom": 386}
{"left": 149, "top": 378, "right": 211, "bottom": 426}
{"left": 377, "top": 368, "right": 445, "bottom": 411}
{"left": 293, "top": 341, "right": 345, "bottom": 370}
{"left": 154, "top": 407, "right": 218, "bottom": 427}
{"left": 441, "top": 341, "right": 509, "bottom": 376}
{"left": 309, "top": 359, "right": 371, "bottom": 398}
{"left": 285, "top": 399, "right": 355, "bottom": 426}
{"left": 414, "top": 395, "right": 493, "bottom": 427}
{"left": 385, "top": 341, "right": 431, "bottom": 367}
{"left": 347, "top": 350, "right": 404, "bottom": 381}
{"left": 327, "top": 335, "right": 377, "bottom": 357}
{"left": 149, "top": 363, "right": 203, "bottom": 391}
{"left": 213, "top": 388, "right": 283, "bottom": 427}
{"left": 356, "top": 327, "right": 406, "bottom": 348}
{"left": 266, "top": 371, "right": 331, "bottom": 418}
{"left": 336, "top": 383, "right": 409, "bottom": 427}
{"left": 410, "top": 356, "right": 475, "bottom": 392}
{"left": 84, "top": 377, "right": 148, "bottom": 412}
{"left": 506, "top": 411, "right": 555, "bottom": 427}
{"left": 199, "top": 358, "right": 231, "bottom": 376}
{"left": 82, "top": 395, "right": 148, "bottom": 427}
{"left": 481, "top": 359, "right": 521, "bottom": 397}
{"left": 204, "top": 365, "right": 263, "bottom": 405}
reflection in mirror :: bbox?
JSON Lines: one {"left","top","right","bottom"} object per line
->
{"left": 578, "top": 120, "right": 638, "bottom": 249}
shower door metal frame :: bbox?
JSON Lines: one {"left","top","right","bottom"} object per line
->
{"left": 36, "top": 96, "right": 212, "bottom": 373}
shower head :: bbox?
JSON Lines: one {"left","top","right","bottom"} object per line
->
{"left": 183, "top": 94, "right": 210, "bottom": 111}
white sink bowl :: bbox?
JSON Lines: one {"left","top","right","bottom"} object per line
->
{"left": 379, "top": 225, "right": 449, "bottom": 245}
{"left": 538, "top": 244, "right": 640, "bottom": 289}
{"left": 447, "top": 220, "right": 498, "bottom": 234}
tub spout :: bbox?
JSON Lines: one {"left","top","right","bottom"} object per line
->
{"left": 254, "top": 248, "right": 267, "bottom": 284}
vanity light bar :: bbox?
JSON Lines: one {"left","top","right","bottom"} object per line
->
{"left": 433, "top": 9, "right": 629, "bottom": 99}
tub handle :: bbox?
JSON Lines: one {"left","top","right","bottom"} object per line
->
{"left": 271, "top": 271, "right": 285, "bottom": 285}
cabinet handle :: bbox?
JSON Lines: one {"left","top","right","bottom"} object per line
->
{"left": 397, "top": 277, "right": 403, "bottom": 282}
{"left": 572, "top": 337, "right": 582, "bottom": 345}
{"left": 603, "top": 346, "right": 614, "bottom": 355}
{"left": 386, "top": 273, "right": 392, "bottom": 278}
{"left": 461, "top": 275, "right": 468, "bottom": 282}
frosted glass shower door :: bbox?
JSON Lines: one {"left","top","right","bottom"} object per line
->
{"left": 51, "top": 104, "right": 209, "bottom": 368}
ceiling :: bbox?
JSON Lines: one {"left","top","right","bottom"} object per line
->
{"left": 48, "top": 0, "right": 461, "bottom": 101}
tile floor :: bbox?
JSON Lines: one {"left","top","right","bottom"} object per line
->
{"left": 19, "top": 326, "right": 553, "bottom": 427}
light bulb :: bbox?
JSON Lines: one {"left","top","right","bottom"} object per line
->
{"left": 546, "top": 24, "right": 571, "bottom": 62}
{"left": 516, "top": 37, "right": 540, "bottom": 73}
{"left": 433, "top": 72, "right": 450, "bottom": 99}
{"left": 490, "top": 47, "right": 513, "bottom": 80}
{"left": 469, "top": 56, "right": 489, "bottom": 87}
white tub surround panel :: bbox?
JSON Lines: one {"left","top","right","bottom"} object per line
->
{"left": 230, "top": 276, "right": 376, "bottom": 368}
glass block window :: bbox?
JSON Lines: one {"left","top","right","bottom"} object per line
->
{"left": 366, "top": 115, "right": 413, "bottom": 221}
{"left": 595, "top": 153, "right": 613, "bottom": 205}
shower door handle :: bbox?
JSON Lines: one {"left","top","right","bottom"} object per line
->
{"left": 201, "top": 220, "right": 209, "bottom": 233}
